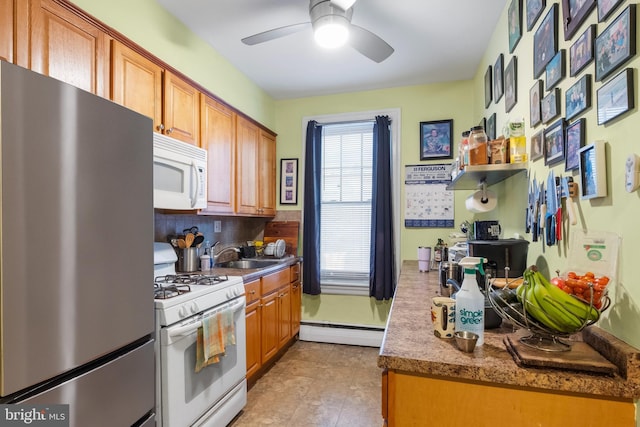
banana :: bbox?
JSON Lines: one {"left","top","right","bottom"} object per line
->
{"left": 531, "top": 274, "right": 583, "bottom": 330}
{"left": 534, "top": 271, "right": 600, "bottom": 322}
{"left": 520, "top": 270, "right": 572, "bottom": 332}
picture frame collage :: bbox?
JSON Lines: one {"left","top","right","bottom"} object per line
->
{"left": 481, "top": 0, "right": 635, "bottom": 180}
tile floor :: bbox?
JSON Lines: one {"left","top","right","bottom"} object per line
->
{"left": 229, "top": 341, "right": 383, "bottom": 427}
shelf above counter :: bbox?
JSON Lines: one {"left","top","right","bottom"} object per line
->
{"left": 446, "top": 163, "right": 527, "bottom": 190}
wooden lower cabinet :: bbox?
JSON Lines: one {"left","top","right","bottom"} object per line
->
{"left": 245, "top": 267, "right": 298, "bottom": 383}
{"left": 277, "top": 283, "right": 291, "bottom": 349}
{"left": 290, "top": 263, "right": 301, "bottom": 336}
{"left": 383, "top": 370, "right": 636, "bottom": 427}
{"left": 260, "top": 289, "right": 279, "bottom": 363}
{"left": 244, "top": 280, "right": 261, "bottom": 379}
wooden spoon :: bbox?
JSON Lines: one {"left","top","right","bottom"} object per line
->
{"left": 177, "top": 239, "right": 187, "bottom": 249}
{"left": 185, "top": 233, "right": 195, "bottom": 248}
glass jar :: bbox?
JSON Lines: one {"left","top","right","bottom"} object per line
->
{"left": 459, "top": 130, "right": 470, "bottom": 170}
{"left": 468, "top": 126, "right": 488, "bottom": 165}
{"left": 509, "top": 121, "right": 527, "bottom": 163}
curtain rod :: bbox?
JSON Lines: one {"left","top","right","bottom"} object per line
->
{"left": 314, "top": 118, "right": 391, "bottom": 126}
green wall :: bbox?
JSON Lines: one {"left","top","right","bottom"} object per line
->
{"left": 73, "top": 0, "right": 639, "bottom": 349}
{"left": 470, "top": 2, "right": 640, "bottom": 350}
{"left": 274, "top": 83, "right": 475, "bottom": 327}
{"left": 71, "top": 0, "right": 276, "bottom": 130}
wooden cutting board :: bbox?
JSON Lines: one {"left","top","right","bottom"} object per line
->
{"left": 263, "top": 221, "right": 300, "bottom": 256}
{"left": 504, "top": 330, "right": 618, "bottom": 375}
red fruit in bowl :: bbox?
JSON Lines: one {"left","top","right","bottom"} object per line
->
{"left": 551, "top": 277, "right": 566, "bottom": 288}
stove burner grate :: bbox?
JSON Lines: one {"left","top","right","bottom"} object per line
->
{"left": 154, "top": 283, "right": 191, "bottom": 299}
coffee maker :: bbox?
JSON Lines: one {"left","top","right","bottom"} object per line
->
{"left": 466, "top": 238, "right": 529, "bottom": 286}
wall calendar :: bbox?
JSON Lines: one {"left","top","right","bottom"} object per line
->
{"left": 404, "top": 164, "right": 454, "bottom": 228}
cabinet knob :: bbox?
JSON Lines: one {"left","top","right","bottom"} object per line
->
{"left": 166, "top": 127, "right": 174, "bottom": 134}
{"left": 156, "top": 124, "right": 165, "bottom": 131}
{"left": 250, "top": 290, "right": 256, "bottom": 294}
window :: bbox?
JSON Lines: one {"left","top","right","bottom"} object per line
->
{"left": 303, "top": 108, "right": 401, "bottom": 295}
{"left": 320, "top": 121, "right": 373, "bottom": 289}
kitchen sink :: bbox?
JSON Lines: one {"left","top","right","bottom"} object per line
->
{"left": 214, "top": 259, "right": 281, "bottom": 269}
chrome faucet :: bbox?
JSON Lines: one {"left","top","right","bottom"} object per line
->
{"left": 211, "top": 242, "right": 240, "bottom": 263}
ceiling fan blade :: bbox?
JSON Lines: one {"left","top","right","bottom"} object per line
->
{"left": 242, "top": 22, "right": 312, "bottom": 45}
{"left": 348, "top": 25, "right": 394, "bottom": 63}
{"left": 330, "top": 0, "right": 357, "bottom": 11}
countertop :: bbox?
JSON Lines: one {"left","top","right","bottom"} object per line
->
{"left": 210, "top": 255, "right": 301, "bottom": 283}
{"left": 378, "top": 260, "right": 640, "bottom": 399}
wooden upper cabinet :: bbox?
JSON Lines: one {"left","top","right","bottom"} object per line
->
{"left": 111, "top": 40, "right": 162, "bottom": 129}
{"left": 236, "top": 116, "right": 260, "bottom": 215}
{"left": 111, "top": 40, "right": 199, "bottom": 145}
{"left": 200, "top": 94, "right": 236, "bottom": 214}
{"left": 259, "top": 130, "right": 277, "bottom": 216}
{"left": 236, "top": 115, "right": 277, "bottom": 216}
{"left": 26, "top": 0, "right": 108, "bottom": 97}
{"left": 0, "top": 0, "right": 13, "bottom": 62}
{"left": 163, "top": 71, "right": 199, "bottom": 145}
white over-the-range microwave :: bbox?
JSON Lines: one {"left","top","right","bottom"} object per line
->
{"left": 153, "top": 133, "right": 207, "bottom": 210}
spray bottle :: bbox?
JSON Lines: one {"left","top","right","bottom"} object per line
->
{"left": 454, "top": 256, "right": 486, "bottom": 345}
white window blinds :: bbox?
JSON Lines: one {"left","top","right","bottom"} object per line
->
{"left": 320, "top": 121, "right": 373, "bottom": 286}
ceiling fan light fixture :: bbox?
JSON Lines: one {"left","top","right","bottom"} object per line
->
{"left": 313, "top": 15, "right": 349, "bottom": 49}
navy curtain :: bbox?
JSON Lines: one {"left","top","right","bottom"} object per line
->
{"left": 302, "top": 120, "right": 322, "bottom": 295}
{"left": 369, "top": 115, "right": 396, "bottom": 300}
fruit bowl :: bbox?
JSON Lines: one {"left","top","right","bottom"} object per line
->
{"left": 487, "top": 267, "right": 610, "bottom": 352}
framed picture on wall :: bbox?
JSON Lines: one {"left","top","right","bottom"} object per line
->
{"left": 530, "top": 129, "right": 544, "bottom": 161}
{"left": 579, "top": 141, "right": 607, "bottom": 199}
{"left": 494, "top": 54, "right": 504, "bottom": 103}
{"left": 541, "top": 88, "right": 560, "bottom": 123}
{"left": 487, "top": 113, "right": 497, "bottom": 140}
{"left": 527, "top": 0, "right": 546, "bottom": 31}
{"left": 484, "top": 65, "right": 493, "bottom": 108}
{"left": 595, "top": 5, "right": 636, "bottom": 82}
{"left": 597, "top": 0, "right": 624, "bottom": 22}
{"left": 596, "top": 68, "right": 634, "bottom": 125}
{"left": 545, "top": 49, "right": 566, "bottom": 90}
{"left": 570, "top": 25, "right": 595, "bottom": 76}
{"left": 420, "top": 119, "right": 453, "bottom": 160}
{"left": 566, "top": 74, "right": 592, "bottom": 121}
{"left": 280, "top": 158, "right": 299, "bottom": 205}
{"left": 565, "top": 118, "right": 585, "bottom": 171}
{"left": 533, "top": 4, "right": 558, "bottom": 78}
{"left": 529, "top": 80, "right": 543, "bottom": 127}
{"left": 561, "top": 0, "right": 596, "bottom": 40}
{"left": 504, "top": 56, "right": 518, "bottom": 112}
{"left": 544, "top": 118, "right": 565, "bottom": 166}
{"left": 508, "top": 0, "right": 523, "bottom": 53}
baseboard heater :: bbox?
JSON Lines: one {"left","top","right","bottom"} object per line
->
{"left": 299, "top": 321, "right": 384, "bottom": 347}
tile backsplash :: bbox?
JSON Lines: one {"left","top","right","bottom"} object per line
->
{"left": 154, "top": 210, "right": 301, "bottom": 251}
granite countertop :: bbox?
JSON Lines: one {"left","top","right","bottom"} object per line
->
{"left": 378, "top": 260, "right": 640, "bottom": 399}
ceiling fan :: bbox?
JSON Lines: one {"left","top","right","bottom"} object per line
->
{"left": 241, "top": 0, "right": 394, "bottom": 63}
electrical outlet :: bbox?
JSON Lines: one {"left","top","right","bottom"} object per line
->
{"left": 214, "top": 220, "right": 222, "bottom": 233}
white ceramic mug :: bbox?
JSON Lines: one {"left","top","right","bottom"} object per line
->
{"left": 431, "top": 297, "right": 456, "bottom": 338}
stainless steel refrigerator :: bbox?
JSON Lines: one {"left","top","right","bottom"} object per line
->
{"left": 0, "top": 61, "right": 155, "bottom": 426}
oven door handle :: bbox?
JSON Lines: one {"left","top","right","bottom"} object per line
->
{"left": 167, "top": 297, "right": 246, "bottom": 337}
{"left": 168, "top": 321, "right": 202, "bottom": 337}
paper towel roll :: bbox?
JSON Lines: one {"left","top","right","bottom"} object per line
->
{"left": 418, "top": 246, "right": 431, "bottom": 272}
{"left": 465, "top": 189, "right": 497, "bottom": 213}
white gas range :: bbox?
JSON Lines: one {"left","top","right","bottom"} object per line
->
{"left": 153, "top": 243, "right": 247, "bottom": 427}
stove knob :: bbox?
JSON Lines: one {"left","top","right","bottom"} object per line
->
{"left": 179, "top": 305, "right": 188, "bottom": 318}
{"left": 190, "top": 302, "right": 199, "bottom": 314}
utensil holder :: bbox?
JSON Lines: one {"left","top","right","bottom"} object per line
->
{"left": 177, "top": 247, "right": 199, "bottom": 272}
